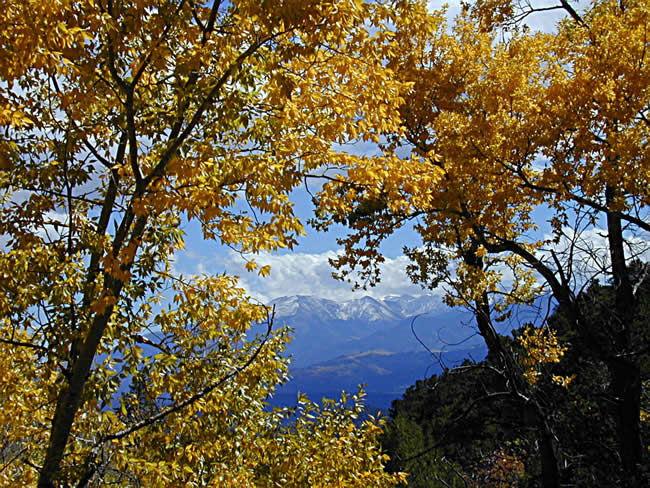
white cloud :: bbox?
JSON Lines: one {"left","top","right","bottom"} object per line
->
{"left": 178, "top": 247, "right": 437, "bottom": 304}
{"left": 172, "top": 219, "right": 650, "bottom": 308}
{"left": 239, "top": 250, "right": 440, "bottom": 303}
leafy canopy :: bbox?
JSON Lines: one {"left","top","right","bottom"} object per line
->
{"left": 0, "top": 0, "right": 411, "bottom": 486}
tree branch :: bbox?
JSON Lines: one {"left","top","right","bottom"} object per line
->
{"left": 0, "top": 337, "right": 48, "bottom": 352}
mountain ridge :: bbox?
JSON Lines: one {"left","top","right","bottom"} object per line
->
{"left": 270, "top": 293, "right": 445, "bottom": 323}
{"left": 274, "top": 345, "right": 488, "bottom": 409}
{"left": 267, "top": 294, "right": 482, "bottom": 367}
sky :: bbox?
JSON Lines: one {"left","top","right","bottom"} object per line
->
{"left": 175, "top": 1, "right": 583, "bottom": 305}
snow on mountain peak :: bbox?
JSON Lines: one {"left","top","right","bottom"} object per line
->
{"left": 380, "top": 294, "right": 444, "bottom": 317}
{"left": 270, "top": 294, "right": 442, "bottom": 322}
{"left": 338, "top": 296, "right": 400, "bottom": 321}
{"left": 270, "top": 295, "right": 340, "bottom": 319}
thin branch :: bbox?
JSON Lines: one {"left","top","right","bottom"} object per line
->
{"left": 0, "top": 447, "right": 27, "bottom": 475}
{"left": 124, "top": 88, "right": 143, "bottom": 189}
{"left": 400, "top": 391, "right": 513, "bottom": 463}
{"left": 203, "top": 0, "right": 223, "bottom": 41}
{"left": 560, "top": 0, "right": 586, "bottom": 26}
{"left": 0, "top": 337, "right": 48, "bottom": 352}
{"left": 145, "top": 33, "right": 282, "bottom": 186}
{"left": 562, "top": 183, "right": 650, "bottom": 233}
{"left": 410, "top": 314, "right": 438, "bottom": 357}
{"left": 130, "top": 0, "right": 188, "bottom": 88}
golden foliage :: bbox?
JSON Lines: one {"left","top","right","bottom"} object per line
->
{"left": 517, "top": 326, "right": 573, "bottom": 387}
{"left": 0, "top": 0, "right": 411, "bottom": 486}
{"left": 315, "top": 0, "right": 650, "bottom": 319}
{"left": 313, "top": 0, "right": 650, "bottom": 419}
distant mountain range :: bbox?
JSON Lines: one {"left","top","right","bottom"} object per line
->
{"left": 266, "top": 294, "right": 489, "bottom": 409}
{"left": 115, "top": 294, "right": 495, "bottom": 411}
{"left": 269, "top": 294, "right": 484, "bottom": 366}
{"left": 273, "top": 346, "right": 487, "bottom": 409}
{"left": 270, "top": 294, "right": 443, "bottom": 322}
{"left": 115, "top": 293, "right": 542, "bottom": 411}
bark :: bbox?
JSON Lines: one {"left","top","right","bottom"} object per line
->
{"left": 537, "top": 421, "right": 561, "bottom": 488}
{"left": 38, "top": 215, "right": 148, "bottom": 488}
{"left": 609, "top": 359, "right": 643, "bottom": 485}
{"left": 605, "top": 184, "right": 644, "bottom": 486}
{"left": 474, "top": 292, "right": 560, "bottom": 488}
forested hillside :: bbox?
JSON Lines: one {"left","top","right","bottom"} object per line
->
{"left": 382, "top": 270, "right": 650, "bottom": 486}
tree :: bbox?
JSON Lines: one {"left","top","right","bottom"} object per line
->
{"left": 0, "top": 1, "right": 411, "bottom": 486}
{"left": 381, "top": 413, "right": 468, "bottom": 488}
{"left": 314, "top": 0, "right": 649, "bottom": 485}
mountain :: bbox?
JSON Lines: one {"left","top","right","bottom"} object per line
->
{"left": 269, "top": 294, "right": 482, "bottom": 367}
{"left": 111, "top": 294, "right": 493, "bottom": 411}
{"left": 380, "top": 294, "right": 447, "bottom": 317}
{"left": 261, "top": 294, "right": 490, "bottom": 409}
{"left": 338, "top": 296, "right": 402, "bottom": 321}
{"left": 270, "top": 294, "right": 412, "bottom": 323}
{"left": 270, "top": 295, "right": 342, "bottom": 321}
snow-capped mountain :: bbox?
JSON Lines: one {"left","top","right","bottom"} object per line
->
{"left": 338, "top": 296, "right": 402, "bottom": 321}
{"left": 261, "top": 294, "right": 488, "bottom": 408}
{"left": 265, "top": 294, "right": 477, "bottom": 368}
{"left": 270, "top": 294, "right": 443, "bottom": 323}
{"left": 270, "top": 295, "right": 341, "bottom": 321}
{"left": 380, "top": 294, "right": 446, "bottom": 317}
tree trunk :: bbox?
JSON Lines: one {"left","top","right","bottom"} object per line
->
{"left": 538, "top": 417, "right": 561, "bottom": 488}
{"left": 609, "top": 359, "right": 643, "bottom": 485}
{"left": 605, "top": 184, "right": 644, "bottom": 486}
{"left": 473, "top": 287, "right": 561, "bottom": 488}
